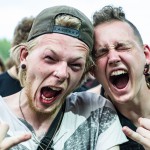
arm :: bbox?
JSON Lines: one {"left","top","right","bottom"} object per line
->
{"left": 122, "top": 117, "right": 150, "bottom": 150}
{"left": 0, "top": 122, "right": 31, "bottom": 149}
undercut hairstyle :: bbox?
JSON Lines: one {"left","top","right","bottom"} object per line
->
{"left": 93, "top": 5, "right": 143, "bottom": 45}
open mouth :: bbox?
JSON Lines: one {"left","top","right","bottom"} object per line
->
{"left": 109, "top": 70, "right": 129, "bottom": 89}
{"left": 40, "top": 86, "right": 62, "bottom": 104}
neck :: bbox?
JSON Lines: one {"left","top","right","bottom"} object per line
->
{"left": 7, "top": 66, "right": 18, "bottom": 79}
{"left": 114, "top": 89, "right": 150, "bottom": 126}
{"left": 19, "top": 90, "right": 62, "bottom": 135}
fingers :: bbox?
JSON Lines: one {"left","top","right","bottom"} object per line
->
{"left": 0, "top": 122, "right": 9, "bottom": 142}
{"left": 136, "top": 126, "right": 150, "bottom": 139}
{"left": 138, "top": 117, "right": 150, "bottom": 130}
{"left": 1, "top": 133, "right": 31, "bottom": 149}
{"left": 0, "top": 122, "right": 31, "bottom": 149}
{"left": 122, "top": 126, "right": 142, "bottom": 142}
{"left": 123, "top": 126, "right": 150, "bottom": 148}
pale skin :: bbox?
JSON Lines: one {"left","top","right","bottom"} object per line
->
{"left": 0, "top": 122, "right": 31, "bottom": 149}
{"left": 92, "top": 20, "right": 150, "bottom": 149}
{"left": 0, "top": 33, "right": 89, "bottom": 149}
{"left": 123, "top": 118, "right": 150, "bottom": 150}
{"left": 0, "top": 33, "right": 119, "bottom": 150}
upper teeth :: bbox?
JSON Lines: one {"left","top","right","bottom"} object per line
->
{"left": 50, "top": 87, "right": 61, "bottom": 91}
{"left": 111, "top": 70, "right": 127, "bottom": 76}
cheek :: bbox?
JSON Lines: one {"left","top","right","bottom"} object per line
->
{"left": 95, "top": 59, "right": 106, "bottom": 72}
{"left": 27, "top": 65, "right": 46, "bottom": 83}
{"left": 94, "top": 59, "right": 106, "bottom": 80}
{"left": 70, "top": 72, "right": 83, "bottom": 86}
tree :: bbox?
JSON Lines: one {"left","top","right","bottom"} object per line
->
{"left": 0, "top": 38, "right": 11, "bottom": 62}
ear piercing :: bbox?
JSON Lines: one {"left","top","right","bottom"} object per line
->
{"left": 21, "top": 64, "right": 26, "bottom": 70}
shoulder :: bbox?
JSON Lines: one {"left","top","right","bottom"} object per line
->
{"left": 66, "top": 91, "right": 115, "bottom": 111}
{"left": 0, "top": 71, "right": 9, "bottom": 79}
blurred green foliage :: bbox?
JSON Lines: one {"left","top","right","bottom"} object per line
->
{"left": 0, "top": 38, "right": 11, "bottom": 62}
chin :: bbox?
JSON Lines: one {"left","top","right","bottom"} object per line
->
{"left": 111, "top": 95, "right": 131, "bottom": 104}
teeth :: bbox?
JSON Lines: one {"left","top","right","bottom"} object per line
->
{"left": 41, "top": 94, "right": 53, "bottom": 101}
{"left": 50, "top": 87, "right": 61, "bottom": 91}
{"left": 111, "top": 70, "right": 127, "bottom": 76}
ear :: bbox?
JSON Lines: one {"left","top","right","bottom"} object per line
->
{"left": 20, "top": 46, "right": 28, "bottom": 62}
{"left": 144, "top": 44, "right": 150, "bottom": 64}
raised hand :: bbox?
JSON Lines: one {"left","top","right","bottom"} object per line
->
{"left": 123, "top": 117, "right": 150, "bottom": 150}
{"left": 0, "top": 122, "right": 31, "bottom": 150}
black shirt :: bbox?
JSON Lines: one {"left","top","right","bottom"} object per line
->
{"left": 101, "top": 87, "right": 144, "bottom": 149}
{"left": 0, "top": 71, "right": 22, "bottom": 97}
{"left": 117, "top": 110, "right": 144, "bottom": 150}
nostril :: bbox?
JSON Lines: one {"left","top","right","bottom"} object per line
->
{"left": 109, "top": 60, "right": 120, "bottom": 66}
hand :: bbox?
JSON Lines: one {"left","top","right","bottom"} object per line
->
{"left": 0, "top": 122, "right": 31, "bottom": 150}
{"left": 122, "top": 117, "right": 150, "bottom": 150}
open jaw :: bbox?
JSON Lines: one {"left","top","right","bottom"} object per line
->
{"left": 109, "top": 70, "right": 129, "bottom": 89}
{"left": 40, "top": 86, "right": 62, "bottom": 104}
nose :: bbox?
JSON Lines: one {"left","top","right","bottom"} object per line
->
{"left": 53, "top": 62, "right": 69, "bottom": 81}
{"left": 108, "top": 49, "right": 121, "bottom": 66}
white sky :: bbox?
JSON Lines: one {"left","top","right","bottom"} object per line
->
{"left": 0, "top": 0, "right": 149, "bottom": 44}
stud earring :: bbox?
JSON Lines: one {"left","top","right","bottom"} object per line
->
{"left": 21, "top": 64, "right": 26, "bottom": 70}
{"left": 143, "top": 63, "right": 150, "bottom": 76}
{"left": 143, "top": 63, "right": 150, "bottom": 88}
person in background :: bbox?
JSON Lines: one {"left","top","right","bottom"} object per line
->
{"left": 5, "top": 57, "right": 16, "bottom": 70}
{"left": 0, "top": 5, "right": 127, "bottom": 149}
{"left": 0, "top": 16, "right": 34, "bottom": 97}
{"left": 73, "top": 73, "right": 99, "bottom": 92}
{"left": 0, "top": 57, "right": 5, "bottom": 74}
{"left": 90, "top": 5, "right": 150, "bottom": 150}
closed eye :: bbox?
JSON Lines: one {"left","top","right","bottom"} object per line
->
{"left": 116, "top": 43, "right": 132, "bottom": 51}
{"left": 70, "top": 63, "right": 83, "bottom": 72}
{"left": 95, "top": 48, "right": 108, "bottom": 58}
{"left": 45, "top": 56, "right": 56, "bottom": 63}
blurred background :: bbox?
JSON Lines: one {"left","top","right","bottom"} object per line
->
{"left": 0, "top": 0, "right": 150, "bottom": 63}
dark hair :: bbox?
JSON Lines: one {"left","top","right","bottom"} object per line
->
{"left": 0, "top": 57, "right": 5, "bottom": 72}
{"left": 9, "top": 16, "right": 34, "bottom": 69}
{"left": 93, "top": 5, "right": 143, "bottom": 45}
{"left": 11, "top": 16, "right": 34, "bottom": 47}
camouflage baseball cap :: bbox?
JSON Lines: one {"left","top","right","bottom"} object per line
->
{"left": 27, "top": 5, "right": 93, "bottom": 51}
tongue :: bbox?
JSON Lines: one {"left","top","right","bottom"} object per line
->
{"left": 115, "top": 78, "right": 127, "bottom": 89}
{"left": 42, "top": 88, "right": 57, "bottom": 98}
{"left": 43, "top": 91, "right": 55, "bottom": 98}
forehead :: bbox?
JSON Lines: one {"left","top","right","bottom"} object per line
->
{"left": 94, "top": 21, "right": 135, "bottom": 44}
{"left": 32, "top": 33, "right": 89, "bottom": 58}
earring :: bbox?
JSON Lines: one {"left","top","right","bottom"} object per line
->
{"left": 143, "top": 64, "right": 150, "bottom": 88}
{"left": 21, "top": 64, "right": 26, "bottom": 70}
{"left": 143, "top": 63, "right": 149, "bottom": 76}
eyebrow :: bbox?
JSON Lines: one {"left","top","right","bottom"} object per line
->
{"left": 103, "top": 41, "right": 133, "bottom": 48}
{"left": 49, "top": 49, "right": 86, "bottom": 61}
{"left": 115, "top": 40, "right": 133, "bottom": 45}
